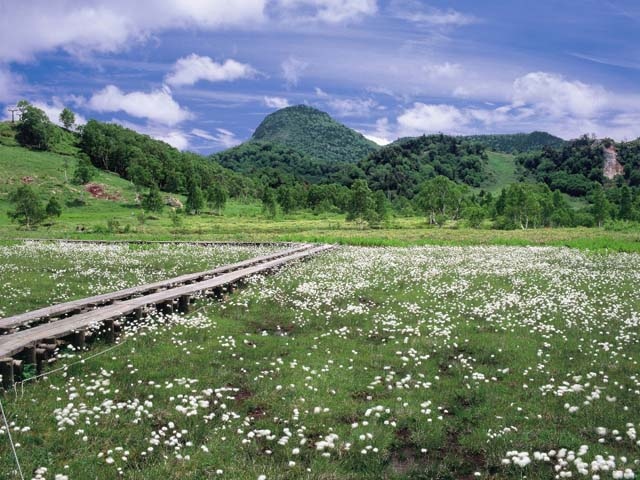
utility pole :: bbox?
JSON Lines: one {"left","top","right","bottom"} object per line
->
{"left": 7, "top": 107, "right": 19, "bottom": 123}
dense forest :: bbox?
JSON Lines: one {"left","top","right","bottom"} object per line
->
{"left": 212, "top": 141, "right": 344, "bottom": 185}
{"left": 515, "top": 135, "right": 640, "bottom": 201}
{"left": 464, "top": 131, "right": 565, "bottom": 154}
{"left": 79, "top": 120, "right": 255, "bottom": 198}
{"left": 251, "top": 105, "right": 378, "bottom": 164}
{"left": 358, "top": 134, "right": 488, "bottom": 198}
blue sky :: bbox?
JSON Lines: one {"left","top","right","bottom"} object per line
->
{"left": 1, "top": 0, "right": 640, "bottom": 153}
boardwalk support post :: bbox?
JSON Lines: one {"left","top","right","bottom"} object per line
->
{"left": 178, "top": 295, "right": 190, "bottom": 314}
{"left": 72, "top": 330, "right": 86, "bottom": 350}
{"left": 160, "top": 301, "right": 173, "bottom": 316}
{"left": 0, "top": 357, "right": 14, "bottom": 390}
{"left": 22, "top": 345, "right": 36, "bottom": 366}
{"left": 103, "top": 319, "right": 115, "bottom": 343}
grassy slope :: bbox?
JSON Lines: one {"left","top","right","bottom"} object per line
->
{"left": 480, "top": 151, "right": 589, "bottom": 208}
{"left": 480, "top": 151, "right": 520, "bottom": 193}
{"left": 0, "top": 143, "right": 143, "bottom": 229}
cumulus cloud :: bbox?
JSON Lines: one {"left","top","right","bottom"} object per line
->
{"left": 397, "top": 103, "right": 468, "bottom": 136}
{"left": 371, "top": 71, "right": 640, "bottom": 141}
{"left": 87, "top": 85, "right": 191, "bottom": 125}
{"left": 33, "top": 98, "right": 87, "bottom": 127}
{"left": 360, "top": 117, "right": 393, "bottom": 145}
{"left": 363, "top": 133, "right": 392, "bottom": 145}
{"left": 154, "top": 130, "right": 190, "bottom": 150}
{"left": 272, "top": 0, "right": 377, "bottom": 23}
{"left": 110, "top": 118, "right": 190, "bottom": 150}
{"left": 0, "top": 1, "right": 379, "bottom": 63}
{"left": 512, "top": 72, "right": 607, "bottom": 118}
{"left": 165, "top": 54, "right": 257, "bottom": 87}
{"left": 327, "top": 97, "right": 377, "bottom": 117}
{"left": 263, "top": 96, "right": 290, "bottom": 109}
{"left": 281, "top": 57, "right": 308, "bottom": 87}
{"left": 0, "top": 1, "right": 268, "bottom": 63}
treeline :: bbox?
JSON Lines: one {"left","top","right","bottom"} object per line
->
{"left": 358, "top": 134, "right": 488, "bottom": 198}
{"left": 371, "top": 176, "right": 640, "bottom": 229}
{"left": 213, "top": 141, "right": 345, "bottom": 185}
{"left": 79, "top": 120, "right": 254, "bottom": 199}
{"left": 464, "top": 131, "right": 565, "bottom": 154}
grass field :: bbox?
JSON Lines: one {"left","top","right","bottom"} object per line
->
{"left": 0, "top": 241, "right": 279, "bottom": 317}
{"left": 1, "top": 243, "right": 639, "bottom": 479}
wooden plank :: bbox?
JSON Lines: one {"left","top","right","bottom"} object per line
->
{"left": 0, "top": 244, "right": 334, "bottom": 358}
{"left": 0, "top": 244, "right": 313, "bottom": 331}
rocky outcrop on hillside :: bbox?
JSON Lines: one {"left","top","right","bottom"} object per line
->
{"left": 603, "top": 145, "right": 624, "bottom": 180}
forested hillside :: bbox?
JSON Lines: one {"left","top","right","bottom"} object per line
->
{"left": 251, "top": 105, "right": 378, "bottom": 164}
{"left": 358, "top": 134, "right": 488, "bottom": 198}
{"left": 212, "top": 141, "right": 337, "bottom": 185}
{"left": 514, "top": 135, "right": 640, "bottom": 196}
{"left": 80, "top": 120, "right": 255, "bottom": 198}
{"left": 465, "top": 131, "right": 565, "bottom": 154}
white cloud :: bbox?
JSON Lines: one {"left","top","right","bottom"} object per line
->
{"left": 391, "top": 1, "right": 476, "bottom": 27}
{"left": 512, "top": 71, "right": 608, "bottom": 118}
{"left": 191, "top": 128, "right": 217, "bottom": 141}
{"left": 191, "top": 127, "right": 242, "bottom": 148}
{"left": 211, "top": 128, "right": 242, "bottom": 148}
{"left": 154, "top": 130, "right": 190, "bottom": 150}
{"left": 372, "top": 71, "right": 640, "bottom": 141}
{"left": 87, "top": 85, "right": 191, "bottom": 125}
{"left": 360, "top": 117, "right": 393, "bottom": 145}
{"left": 0, "top": 1, "right": 268, "bottom": 62}
{"left": 0, "top": 1, "right": 378, "bottom": 63}
{"left": 423, "top": 62, "right": 462, "bottom": 80}
{"left": 32, "top": 98, "right": 87, "bottom": 127}
{"left": 263, "top": 96, "right": 290, "bottom": 109}
{"left": 111, "top": 118, "right": 190, "bottom": 150}
{"left": 397, "top": 103, "right": 469, "bottom": 136}
{"left": 315, "top": 87, "right": 329, "bottom": 97}
{"left": 272, "top": 0, "right": 377, "bottom": 23}
{"left": 0, "top": 69, "right": 23, "bottom": 103}
{"left": 281, "top": 57, "right": 308, "bottom": 87}
{"left": 165, "top": 54, "right": 257, "bottom": 87}
{"left": 327, "top": 97, "right": 377, "bottom": 117}
{"left": 363, "top": 133, "right": 391, "bottom": 146}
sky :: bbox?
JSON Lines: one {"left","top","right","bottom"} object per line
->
{"left": 1, "top": 0, "right": 640, "bottom": 153}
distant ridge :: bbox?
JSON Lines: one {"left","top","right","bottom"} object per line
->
{"left": 463, "top": 131, "right": 566, "bottom": 154}
{"left": 251, "top": 105, "right": 379, "bottom": 164}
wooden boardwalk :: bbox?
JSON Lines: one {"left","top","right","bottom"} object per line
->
{"left": 0, "top": 243, "right": 312, "bottom": 333}
{"left": 0, "top": 243, "right": 334, "bottom": 389}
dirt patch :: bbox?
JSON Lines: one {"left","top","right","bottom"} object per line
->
{"left": 603, "top": 145, "right": 624, "bottom": 180}
{"left": 21, "top": 176, "right": 34, "bottom": 184}
{"left": 389, "top": 427, "right": 428, "bottom": 476}
{"left": 247, "top": 405, "right": 268, "bottom": 419}
{"left": 232, "top": 387, "right": 253, "bottom": 403}
{"left": 85, "top": 183, "right": 121, "bottom": 201}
